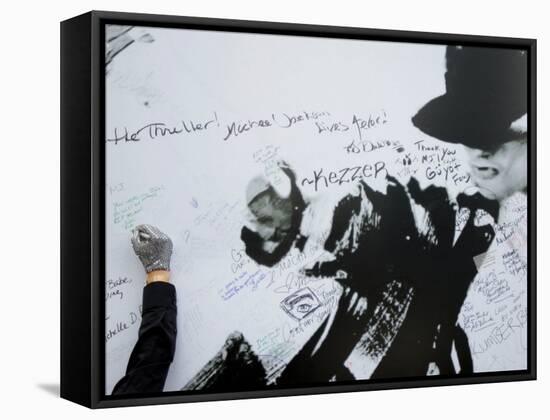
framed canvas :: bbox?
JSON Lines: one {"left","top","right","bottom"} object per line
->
{"left": 60, "top": 10, "right": 536, "bottom": 408}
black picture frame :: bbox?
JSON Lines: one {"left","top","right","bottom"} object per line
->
{"left": 60, "top": 10, "right": 537, "bottom": 409}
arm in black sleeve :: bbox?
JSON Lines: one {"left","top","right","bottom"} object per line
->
{"left": 111, "top": 282, "right": 177, "bottom": 395}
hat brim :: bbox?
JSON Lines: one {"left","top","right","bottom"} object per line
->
{"left": 412, "top": 94, "right": 523, "bottom": 149}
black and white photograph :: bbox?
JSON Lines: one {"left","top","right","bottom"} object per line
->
{"left": 103, "top": 23, "right": 531, "bottom": 397}
{"left": 2, "top": 0, "right": 548, "bottom": 417}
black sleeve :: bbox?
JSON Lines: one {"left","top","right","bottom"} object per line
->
{"left": 111, "top": 282, "right": 177, "bottom": 395}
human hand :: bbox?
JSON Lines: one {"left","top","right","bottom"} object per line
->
{"left": 131, "top": 224, "right": 173, "bottom": 274}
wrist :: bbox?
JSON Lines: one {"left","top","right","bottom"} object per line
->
{"left": 146, "top": 270, "right": 171, "bottom": 284}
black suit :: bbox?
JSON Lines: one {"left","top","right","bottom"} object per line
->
{"left": 277, "top": 176, "right": 497, "bottom": 383}
{"left": 111, "top": 282, "right": 177, "bottom": 395}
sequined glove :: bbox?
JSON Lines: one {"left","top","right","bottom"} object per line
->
{"left": 131, "top": 224, "right": 173, "bottom": 273}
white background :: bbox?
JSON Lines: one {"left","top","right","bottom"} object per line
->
{"left": 0, "top": 0, "right": 547, "bottom": 418}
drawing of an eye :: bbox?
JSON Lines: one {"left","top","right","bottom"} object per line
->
{"left": 297, "top": 303, "right": 312, "bottom": 313}
{"left": 280, "top": 287, "right": 321, "bottom": 320}
{"left": 288, "top": 294, "right": 313, "bottom": 308}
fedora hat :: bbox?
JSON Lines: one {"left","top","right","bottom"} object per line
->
{"left": 412, "top": 45, "right": 527, "bottom": 149}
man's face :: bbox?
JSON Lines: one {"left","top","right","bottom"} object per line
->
{"left": 248, "top": 191, "right": 294, "bottom": 242}
{"left": 463, "top": 138, "right": 527, "bottom": 201}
